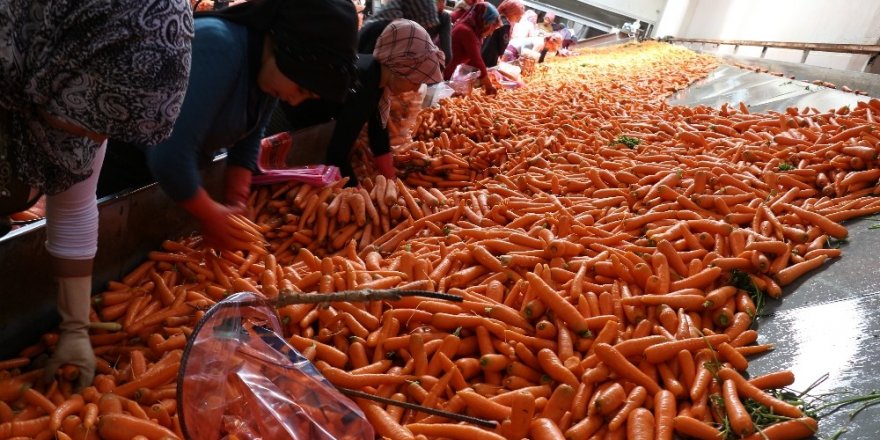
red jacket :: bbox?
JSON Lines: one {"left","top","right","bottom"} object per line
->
{"left": 444, "top": 21, "right": 488, "bottom": 81}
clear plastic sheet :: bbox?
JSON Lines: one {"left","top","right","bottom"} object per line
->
{"left": 178, "top": 292, "right": 374, "bottom": 440}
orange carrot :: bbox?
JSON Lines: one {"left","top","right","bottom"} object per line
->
{"left": 536, "top": 349, "right": 579, "bottom": 388}
{"left": 717, "top": 368, "right": 803, "bottom": 419}
{"left": 407, "top": 422, "right": 506, "bottom": 440}
{"left": 644, "top": 334, "right": 730, "bottom": 363}
{"left": 593, "top": 343, "right": 661, "bottom": 395}
{"left": 722, "top": 378, "right": 755, "bottom": 436}
{"left": 357, "top": 399, "right": 415, "bottom": 440}
{"left": 741, "top": 417, "right": 818, "bottom": 440}
{"left": 607, "top": 385, "right": 647, "bottom": 432}
{"left": 50, "top": 394, "right": 84, "bottom": 431}
{"left": 774, "top": 254, "right": 828, "bottom": 286}
{"left": 526, "top": 273, "right": 591, "bottom": 337}
{"left": 672, "top": 415, "right": 723, "bottom": 440}
{"left": 654, "top": 390, "right": 677, "bottom": 440}
{"left": 748, "top": 370, "right": 795, "bottom": 390}
{"left": 627, "top": 408, "right": 654, "bottom": 440}
{"left": 97, "top": 413, "right": 179, "bottom": 440}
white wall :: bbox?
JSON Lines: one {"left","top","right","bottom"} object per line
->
{"left": 579, "top": 0, "right": 668, "bottom": 23}
{"left": 655, "top": 0, "right": 880, "bottom": 71}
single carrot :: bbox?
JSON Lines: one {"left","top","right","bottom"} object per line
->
{"left": 654, "top": 389, "right": 677, "bottom": 440}
{"left": 626, "top": 408, "right": 654, "bottom": 440}
{"left": 357, "top": 399, "right": 415, "bottom": 440}
{"left": 722, "top": 378, "right": 755, "bottom": 436}
{"left": 593, "top": 343, "right": 661, "bottom": 395}
{"left": 407, "top": 422, "right": 506, "bottom": 440}
{"left": 748, "top": 370, "right": 796, "bottom": 390}
{"left": 741, "top": 417, "right": 818, "bottom": 440}
{"left": 0, "top": 416, "right": 50, "bottom": 438}
{"left": 718, "top": 368, "right": 803, "bottom": 419}
{"left": 644, "top": 334, "right": 730, "bottom": 364}
{"left": 774, "top": 254, "right": 828, "bottom": 286}
{"left": 96, "top": 413, "right": 179, "bottom": 440}
{"left": 505, "top": 390, "right": 536, "bottom": 440}
{"left": 718, "top": 342, "right": 749, "bottom": 371}
{"left": 589, "top": 382, "right": 626, "bottom": 416}
{"left": 672, "top": 415, "right": 723, "bottom": 440}
{"left": 21, "top": 388, "right": 56, "bottom": 414}
{"left": 526, "top": 273, "right": 591, "bottom": 337}
{"left": 529, "top": 417, "right": 566, "bottom": 440}
{"left": 50, "top": 394, "right": 84, "bottom": 431}
{"left": 536, "top": 349, "right": 579, "bottom": 388}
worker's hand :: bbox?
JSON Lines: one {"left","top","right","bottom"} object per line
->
{"left": 225, "top": 165, "right": 253, "bottom": 212}
{"left": 45, "top": 275, "right": 95, "bottom": 390}
{"left": 181, "top": 189, "right": 246, "bottom": 251}
{"left": 373, "top": 153, "right": 396, "bottom": 179}
{"left": 45, "top": 330, "right": 95, "bottom": 390}
{"left": 484, "top": 82, "right": 498, "bottom": 96}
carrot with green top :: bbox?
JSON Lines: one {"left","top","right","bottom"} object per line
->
{"left": 722, "top": 378, "right": 755, "bottom": 437}
{"left": 718, "top": 367, "right": 804, "bottom": 418}
{"left": 741, "top": 417, "right": 817, "bottom": 440}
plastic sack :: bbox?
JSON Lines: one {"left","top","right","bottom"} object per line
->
{"left": 449, "top": 64, "right": 481, "bottom": 96}
{"left": 178, "top": 291, "right": 374, "bottom": 440}
{"left": 254, "top": 128, "right": 340, "bottom": 186}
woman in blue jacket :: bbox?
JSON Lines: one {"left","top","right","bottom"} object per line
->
{"left": 142, "top": 0, "right": 359, "bottom": 250}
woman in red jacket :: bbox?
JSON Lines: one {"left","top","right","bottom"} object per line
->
{"left": 444, "top": 2, "right": 501, "bottom": 95}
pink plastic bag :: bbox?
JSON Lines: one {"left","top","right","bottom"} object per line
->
{"left": 254, "top": 131, "right": 341, "bottom": 187}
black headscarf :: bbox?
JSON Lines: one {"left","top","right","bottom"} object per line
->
{"left": 198, "top": 0, "right": 359, "bottom": 103}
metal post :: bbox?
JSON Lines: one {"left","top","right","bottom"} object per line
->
{"left": 800, "top": 49, "right": 810, "bottom": 64}
{"left": 760, "top": 46, "right": 768, "bottom": 58}
{"left": 734, "top": 45, "right": 739, "bottom": 54}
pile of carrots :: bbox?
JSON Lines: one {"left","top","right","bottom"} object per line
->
{"left": 2, "top": 41, "right": 880, "bottom": 439}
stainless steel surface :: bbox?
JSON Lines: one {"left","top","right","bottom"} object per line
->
{"left": 667, "top": 37, "right": 880, "bottom": 56}
{"left": 577, "top": 32, "right": 635, "bottom": 49}
{"left": 671, "top": 45, "right": 880, "bottom": 97}
{"left": 0, "top": 159, "right": 226, "bottom": 358}
{"left": 667, "top": 64, "right": 872, "bottom": 112}
{"left": 669, "top": 61, "right": 880, "bottom": 437}
{"left": 751, "top": 217, "right": 880, "bottom": 439}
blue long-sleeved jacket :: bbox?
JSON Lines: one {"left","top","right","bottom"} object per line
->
{"left": 144, "top": 17, "right": 276, "bottom": 201}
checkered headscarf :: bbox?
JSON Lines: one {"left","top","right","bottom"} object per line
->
{"left": 373, "top": 19, "right": 444, "bottom": 127}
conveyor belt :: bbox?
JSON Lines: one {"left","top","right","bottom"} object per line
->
{"left": 669, "top": 63, "right": 880, "bottom": 439}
